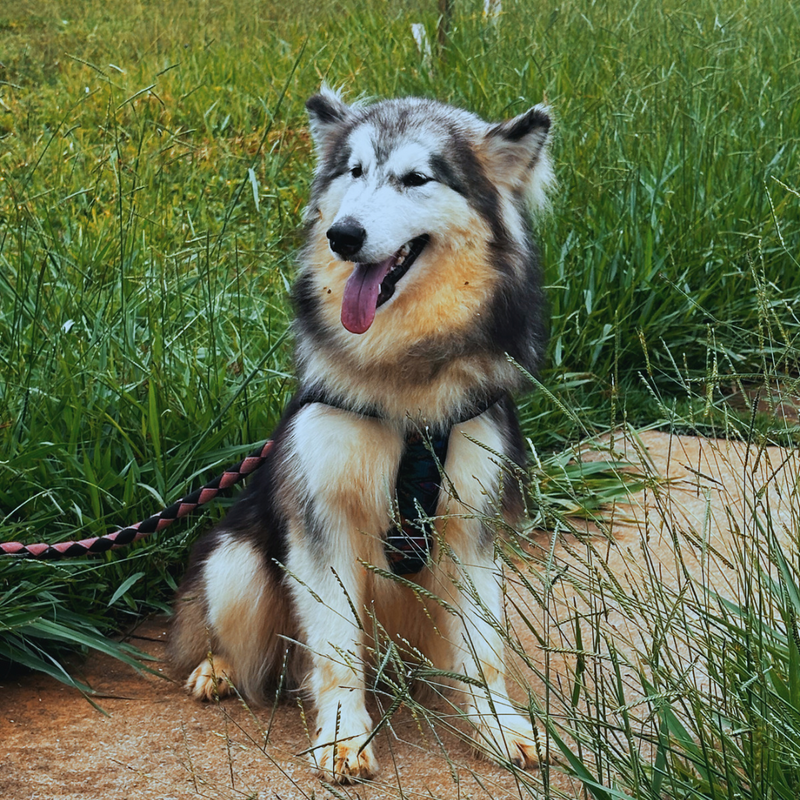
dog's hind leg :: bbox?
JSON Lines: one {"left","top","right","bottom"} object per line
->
{"left": 172, "top": 532, "right": 289, "bottom": 703}
{"left": 185, "top": 653, "right": 236, "bottom": 701}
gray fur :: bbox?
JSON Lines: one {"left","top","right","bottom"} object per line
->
{"left": 170, "top": 90, "right": 553, "bottom": 782}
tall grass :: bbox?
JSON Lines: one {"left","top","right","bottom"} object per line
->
{"left": 1, "top": 0, "right": 799, "bottom": 792}
{"left": 508, "top": 423, "right": 800, "bottom": 800}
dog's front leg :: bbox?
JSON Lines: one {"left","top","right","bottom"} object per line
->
{"left": 284, "top": 405, "right": 402, "bottom": 783}
{"left": 446, "top": 545, "right": 540, "bottom": 769}
{"left": 288, "top": 538, "right": 379, "bottom": 782}
{"left": 432, "top": 414, "right": 540, "bottom": 769}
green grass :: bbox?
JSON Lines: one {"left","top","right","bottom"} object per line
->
{"left": 511, "top": 432, "right": 800, "bottom": 800}
{"left": 1, "top": 0, "right": 799, "bottom": 794}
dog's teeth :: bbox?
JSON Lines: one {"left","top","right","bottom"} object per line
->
{"left": 399, "top": 244, "right": 410, "bottom": 257}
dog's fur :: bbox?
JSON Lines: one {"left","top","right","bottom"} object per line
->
{"left": 169, "top": 89, "right": 552, "bottom": 782}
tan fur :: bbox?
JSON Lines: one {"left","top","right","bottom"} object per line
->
{"left": 170, "top": 586, "right": 212, "bottom": 675}
{"left": 173, "top": 92, "right": 551, "bottom": 782}
{"left": 308, "top": 213, "right": 497, "bottom": 363}
{"left": 282, "top": 405, "right": 404, "bottom": 539}
{"left": 176, "top": 535, "right": 295, "bottom": 702}
{"left": 299, "top": 218, "right": 518, "bottom": 422}
{"left": 299, "top": 342, "right": 518, "bottom": 422}
{"left": 185, "top": 654, "right": 235, "bottom": 701}
{"left": 311, "top": 729, "right": 381, "bottom": 781}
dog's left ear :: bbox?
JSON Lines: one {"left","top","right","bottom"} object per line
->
{"left": 306, "top": 87, "right": 355, "bottom": 152}
{"left": 482, "top": 105, "right": 554, "bottom": 210}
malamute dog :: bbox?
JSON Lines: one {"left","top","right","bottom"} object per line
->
{"left": 170, "top": 88, "right": 553, "bottom": 783}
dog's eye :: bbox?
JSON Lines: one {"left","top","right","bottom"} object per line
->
{"left": 402, "top": 172, "right": 431, "bottom": 188}
{"left": 350, "top": 165, "right": 363, "bottom": 178}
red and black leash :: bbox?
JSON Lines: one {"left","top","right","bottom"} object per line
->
{"left": 0, "top": 441, "right": 273, "bottom": 560}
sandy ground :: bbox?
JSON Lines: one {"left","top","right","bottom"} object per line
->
{"left": 1, "top": 621, "right": 571, "bottom": 800}
{"left": 2, "top": 429, "right": 799, "bottom": 799}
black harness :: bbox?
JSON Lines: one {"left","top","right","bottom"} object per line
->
{"left": 298, "top": 388, "right": 501, "bottom": 575}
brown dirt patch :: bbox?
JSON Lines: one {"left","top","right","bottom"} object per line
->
{"left": 1, "top": 619, "right": 577, "bottom": 799}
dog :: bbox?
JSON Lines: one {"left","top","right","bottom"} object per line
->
{"left": 169, "top": 88, "right": 553, "bottom": 783}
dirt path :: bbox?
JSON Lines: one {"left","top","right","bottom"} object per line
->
{"left": 1, "top": 617, "right": 583, "bottom": 800}
{"left": 3, "top": 431, "right": 798, "bottom": 799}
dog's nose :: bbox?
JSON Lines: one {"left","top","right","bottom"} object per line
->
{"left": 326, "top": 218, "right": 366, "bottom": 258}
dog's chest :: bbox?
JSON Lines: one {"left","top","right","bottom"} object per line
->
{"left": 286, "top": 402, "right": 504, "bottom": 568}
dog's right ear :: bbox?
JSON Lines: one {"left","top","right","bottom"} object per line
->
{"left": 306, "top": 87, "right": 354, "bottom": 152}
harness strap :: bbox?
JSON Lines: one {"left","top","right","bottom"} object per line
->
{"left": 386, "top": 428, "right": 450, "bottom": 575}
{"left": 297, "top": 388, "right": 503, "bottom": 575}
{"left": 297, "top": 386, "right": 502, "bottom": 427}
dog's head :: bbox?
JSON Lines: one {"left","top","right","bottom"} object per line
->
{"left": 303, "top": 89, "right": 553, "bottom": 338}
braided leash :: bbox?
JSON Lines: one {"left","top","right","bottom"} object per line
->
{"left": 0, "top": 441, "right": 273, "bottom": 560}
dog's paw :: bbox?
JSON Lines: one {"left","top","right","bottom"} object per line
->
{"left": 473, "top": 712, "right": 541, "bottom": 770}
{"left": 185, "top": 656, "right": 234, "bottom": 701}
{"left": 311, "top": 727, "right": 379, "bottom": 784}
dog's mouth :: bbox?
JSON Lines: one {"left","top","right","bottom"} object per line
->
{"left": 340, "top": 235, "right": 430, "bottom": 335}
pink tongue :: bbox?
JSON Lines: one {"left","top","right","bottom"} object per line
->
{"left": 341, "top": 257, "right": 396, "bottom": 334}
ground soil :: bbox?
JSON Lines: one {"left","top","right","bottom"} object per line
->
{"left": 2, "top": 618, "right": 570, "bottom": 800}
{"left": 3, "top": 430, "right": 799, "bottom": 800}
